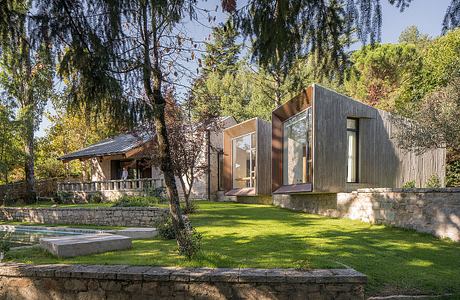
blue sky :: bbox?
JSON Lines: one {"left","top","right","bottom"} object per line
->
{"left": 36, "top": 0, "right": 453, "bottom": 137}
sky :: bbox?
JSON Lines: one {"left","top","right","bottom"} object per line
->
{"left": 36, "top": 0, "right": 453, "bottom": 137}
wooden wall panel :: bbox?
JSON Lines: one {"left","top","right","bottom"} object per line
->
{"left": 256, "top": 118, "right": 272, "bottom": 195}
{"left": 312, "top": 85, "right": 446, "bottom": 192}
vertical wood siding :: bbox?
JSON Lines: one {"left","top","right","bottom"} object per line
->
{"left": 312, "top": 85, "right": 446, "bottom": 192}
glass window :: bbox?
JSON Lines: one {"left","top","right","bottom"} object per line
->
{"left": 283, "top": 108, "right": 312, "bottom": 185}
{"left": 217, "top": 151, "right": 224, "bottom": 191}
{"left": 232, "top": 132, "right": 256, "bottom": 189}
{"left": 346, "top": 118, "right": 359, "bottom": 182}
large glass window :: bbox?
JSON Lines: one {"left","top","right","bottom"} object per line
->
{"left": 232, "top": 133, "right": 256, "bottom": 189}
{"left": 346, "top": 118, "right": 359, "bottom": 182}
{"left": 283, "top": 108, "right": 312, "bottom": 185}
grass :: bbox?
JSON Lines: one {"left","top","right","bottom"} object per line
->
{"left": 4, "top": 202, "right": 460, "bottom": 297}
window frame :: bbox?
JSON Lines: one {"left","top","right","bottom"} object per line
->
{"left": 346, "top": 118, "right": 359, "bottom": 183}
{"left": 231, "top": 131, "right": 257, "bottom": 189}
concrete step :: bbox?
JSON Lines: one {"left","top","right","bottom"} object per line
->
{"left": 109, "top": 228, "right": 158, "bottom": 239}
{"left": 40, "top": 233, "right": 132, "bottom": 258}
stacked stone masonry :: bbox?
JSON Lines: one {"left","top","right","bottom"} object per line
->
{"left": 273, "top": 188, "right": 460, "bottom": 242}
{"left": 0, "top": 263, "right": 367, "bottom": 300}
{"left": 0, "top": 207, "right": 168, "bottom": 227}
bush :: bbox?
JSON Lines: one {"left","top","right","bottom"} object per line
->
{"left": 0, "top": 240, "right": 10, "bottom": 253}
{"left": 181, "top": 201, "right": 197, "bottom": 214}
{"left": 144, "top": 186, "right": 167, "bottom": 201}
{"left": 446, "top": 160, "right": 460, "bottom": 187}
{"left": 178, "top": 228, "right": 203, "bottom": 260}
{"left": 112, "top": 195, "right": 162, "bottom": 207}
{"left": 88, "top": 192, "right": 103, "bottom": 203}
{"left": 425, "top": 174, "right": 441, "bottom": 188}
{"left": 402, "top": 180, "right": 416, "bottom": 188}
{"left": 155, "top": 214, "right": 176, "bottom": 240}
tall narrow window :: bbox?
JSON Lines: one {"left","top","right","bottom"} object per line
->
{"left": 346, "top": 118, "right": 359, "bottom": 183}
{"left": 232, "top": 132, "right": 256, "bottom": 189}
{"left": 217, "top": 151, "right": 224, "bottom": 191}
{"left": 282, "top": 107, "right": 312, "bottom": 185}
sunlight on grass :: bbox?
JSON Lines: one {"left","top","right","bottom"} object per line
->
{"left": 4, "top": 202, "right": 460, "bottom": 296}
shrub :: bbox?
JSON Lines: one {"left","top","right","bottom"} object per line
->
{"left": 88, "top": 192, "right": 103, "bottom": 203}
{"left": 402, "top": 180, "right": 416, "bottom": 188}
{"left": 155, "top": 214, "right": 176, "bottom": 239}
{"left": 144, "top": 186, "right": 167, "bottom": 201}
{"left": 425, "top": 174, "right": 441, "bottom": 188}
{"left": 0, "top": 240, "right": 10, "bottom": 253}
{"left": 56, "top": 191, "right": 74, "bottom": 204}
{"left": 181, "top": 201, "right": 197, "bottom": 214}
{"left": 178, "top": 228, "right": 203, "bottom": 260}
{"left": 112, "top": 195, "right": 161, "bottom": 207}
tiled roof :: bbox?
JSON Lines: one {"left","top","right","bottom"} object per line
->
{"left": 59, "top": 132, "right": 153, "bottom": 161}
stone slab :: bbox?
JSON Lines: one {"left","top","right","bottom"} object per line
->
{"left": 109, "top": 228, "right": 158, "bottom": 239}
{"left": 40, "top": 233, "right": 132, "bottom": 257}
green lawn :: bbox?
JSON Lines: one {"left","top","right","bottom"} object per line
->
{"left": 4, "top": 202, "right": 460, "bottom": 297}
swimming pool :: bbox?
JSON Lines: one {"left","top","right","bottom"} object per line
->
{"left": 0, "top": 226, "right": 101, "bottom": 248}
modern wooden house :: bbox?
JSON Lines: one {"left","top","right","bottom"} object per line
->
{"left": 222, "top": 118, "right": 272, "bottom": 201}
{"left": 272, "top": 84, "right": 446, "bottom": 195}
{"left": 58, "top": 116, "right": 237, "bottom": 201}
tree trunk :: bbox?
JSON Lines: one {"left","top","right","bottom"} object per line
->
{"left": 23, "top": 113, "right": 36, "bottom": 203}
{"left": 141, "top": 2, "right": 188, "bottom": 250}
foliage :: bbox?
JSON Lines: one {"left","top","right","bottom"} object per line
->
{"left": 143, "top": 186, "right": 167, "bottom": 201}
{"left": 394, "top": 77, "right": 460, "bottom": 154}
{"left": 87, "top": 192, "right": 103, "bottom": 204}
{"left": 112, "top": 195, "right": 163, "bottom": 207}
{"left": 0, "top": 104, "right": 23, "bottom": 184}
{"left": 344, "top": 43, "right": 421, "bottom": 111}
{"left": 178, "top": 228, "right": 203, "bottom": 260}
{"left": 0, "top": 240, "right": 11, "bottom": 254}
{"left": 6, "top": 202, "right": 460, "bottom": 296}
{"left": 446, "top": 160, "right": 460, "bottom": 187}
{"left": 0, "top": 1, "right": 55, "bottom": 202}
{"left": 155, "top": 214, "right": 176, "bottom": 240}
{"left": 425, "top": 175, "right": 442, "bottom": 188}
{"left": 402, "top": 180, "right": 416, "bottom": 188}
{"left": 35, "top": 107, "right": 118, "bottom": 180}
{"left": 181, "top": 200, "right": 197, "bottom": 214}
{"left": 398, "top": 25, "right": 431, "bottom": 46}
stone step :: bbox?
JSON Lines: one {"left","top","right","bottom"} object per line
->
{"left": 40, "top": 233, "right": 132, "bottom": 258}
{"left": 109, "top": 228, "right": 158, "bottom": 239}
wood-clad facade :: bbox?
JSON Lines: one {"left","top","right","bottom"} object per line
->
{"left": 223, "top": 118, "right": 272, "bottom": 197}
{"left": 272, "top": 84, "right": 446, "bottom": 194}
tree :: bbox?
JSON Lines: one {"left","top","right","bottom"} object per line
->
{"left": 39, "top": 0, "right": 205, "bottom": 255}
{"left": 398, "top": 25, "right": 430, "bottom": 46}
{"left": 0, "top": 2, "right": 54, "bottom": 202}
{"left": 394, "top": 77, "right": 460, "bottom": 154}
{"left": 344, "top": 43, "right": 421, "bottom": 111}
{"left": 35, "top": 106, "right": 119, "bottom": 180}
{"left": 154, "top": 90, "right": 215, "bottom": 211}
{"left": 0, "top": 104, "right": 23, "bottom": 184}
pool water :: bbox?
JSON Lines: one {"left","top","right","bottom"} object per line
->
{"left": 0, "top": 228, "right": 82, "bottom": 248}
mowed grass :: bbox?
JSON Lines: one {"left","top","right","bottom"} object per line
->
{"left": 5, "top": 202, "right": 460, "bottom": 296}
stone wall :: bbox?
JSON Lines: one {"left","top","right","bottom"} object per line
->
{"left": 273, "top": 188, "right": 460, "bottom": 242}
{"left": 0, "top": 263, "right": 367, "bottom": 300}
{"left": 0, "top": 207, "right": 168, "bottom": 227}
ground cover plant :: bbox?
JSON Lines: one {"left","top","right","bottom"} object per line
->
{"left": 3, "top": 202, "right": 460, "bottom": 297}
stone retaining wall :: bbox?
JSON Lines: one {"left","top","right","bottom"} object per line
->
{"left": 273, "top": 188, "right": 460, "bottom": 242}
{"left": 0, "top": 263, "right": 367, "bottom": 300}
{"left": 0, "top": 207, "right": 168, "bottom": 227}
